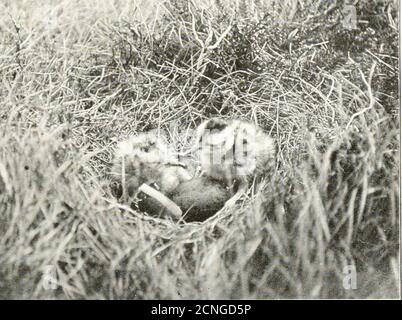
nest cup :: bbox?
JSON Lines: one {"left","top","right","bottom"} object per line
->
{"left": 172, "top": 176, "right": 230, "bottom": 222}
{"left": 113, "top": 177, "right": 230, "bottom": 223}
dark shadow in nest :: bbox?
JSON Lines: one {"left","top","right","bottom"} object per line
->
{"left": 108, "top": 177, "right": 232, "bottom": 223}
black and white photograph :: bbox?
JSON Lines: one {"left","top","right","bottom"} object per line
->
{"left": 0, "top": 0, "right": 400, "bottom": 301}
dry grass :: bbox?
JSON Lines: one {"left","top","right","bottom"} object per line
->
{"left": 0, "top": 0, "right": 399, "bottom": 299}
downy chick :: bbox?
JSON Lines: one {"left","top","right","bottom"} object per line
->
{"left": 195, "top": 118, "right": 276, "bottom": 207}
{"left": 110, "top": 131, "right": 192, "bottom": 200}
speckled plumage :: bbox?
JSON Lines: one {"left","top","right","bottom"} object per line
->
{"left": 110, "top": 131, "right": 191, "bottom": 199}
{"left": 195, "top": 118, "right": 276, "bottom": 206}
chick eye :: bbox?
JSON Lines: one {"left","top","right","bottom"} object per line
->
{"left": 141, "top": 146, "right": 150, "bottom": 152}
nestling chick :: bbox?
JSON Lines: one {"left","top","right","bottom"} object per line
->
{"left": 195, "top": 118, "right": 276, "bottom": 207}
{"left": 110, "top": 131, "right": 192, "bottom": 201}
